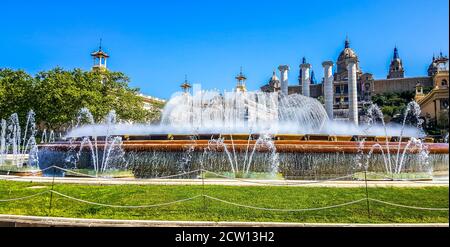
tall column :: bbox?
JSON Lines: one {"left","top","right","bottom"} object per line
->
{"left": 322, "top": 61, "right": 334, "bottom": 119}
{"left": 278, "top": 65, "right": 290, "bottom": 95}
{"left": 346, "top": 57, "right": 358, "bottom": 125}
{"left": 301, "top": 63, "right": 311, "bottom": 97}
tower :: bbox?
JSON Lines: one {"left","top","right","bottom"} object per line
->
{"left": 235, "top": 67, "right": 247, "bottom": 92}
{"left": 415, "top": 81, "right": 424, "bottom": 101}
{"left": 322, "top": 61, "right": 334, "bottom": 119}
{"left": 387, "top": 46, "right": 405, "bottom": 79}
{"left": 269, "top": 70, "right": 281, "bottom": 92}
{"left": 431, "top": 52, "right": 449, "bottom": 89}
{"left": 180, "top": 75, "right": 192, "bottom": 93}
{"left": 91, "top": 39, "right": 109, "bottom": 72}
{"left": 346, "top": 57, "right": 359, "bottom": 125}
{"left": 278, "top": 65, "right": 290, "bottom": 95}
{"left": 298, "top": 57, "right": 307, "bottom": 84}
{"left": 300, "top": 58, "right": 311, "bottom": 97}
{"left": 428, "top": 52, "right": 449, "bottom": 77}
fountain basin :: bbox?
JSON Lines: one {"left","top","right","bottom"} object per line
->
{"left": 39, "top": 138, "right": 449, "bottom": 154}
{"left": 36, "top": 134, "right": 449, "bottom": 179}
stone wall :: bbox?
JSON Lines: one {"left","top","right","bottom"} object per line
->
{"left": 372, "top": 76, "right": 433, "bottom": 94}
{"left": 288, "top": 84, "right": 323, "bottom": 98}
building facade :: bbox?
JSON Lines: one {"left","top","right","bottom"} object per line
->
{"left": 415, "top": 54, "right": 449, "bottom": 127}
{"left": 260, "top": 38, "right": 449, "bottom": 126}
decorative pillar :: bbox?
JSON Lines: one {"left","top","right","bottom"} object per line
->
{"left": 278, "top": 65, "right": 290, "bottom": 95}
{"left": 322, "top": 61, "right": 334, "bottom": 119}
{"left": 346, "top": 57, "right": 358, "bottom": 125}
{"left": 301, "top": 63, "right": 311, "bottom": 97}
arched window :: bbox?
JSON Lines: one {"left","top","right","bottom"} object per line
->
{"left": 441, "top": 79, "right": 448, "bottom": 87}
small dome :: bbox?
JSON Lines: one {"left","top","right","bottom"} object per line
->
{"left": 269, "top": 71, "right": 280, "bottom": 82}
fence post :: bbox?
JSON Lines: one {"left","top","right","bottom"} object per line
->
{"left": 364, "top": 169, "right": 371, "bottom": 219}
{"left": 48, "top": 166, "right": 56, "bottom": 216}
{"left": 201, "top": 168, "right": 206, "bottom": 211}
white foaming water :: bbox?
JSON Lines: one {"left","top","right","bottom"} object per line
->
{"left": 66, "top": 89, "right": 423, "bottom": 138}
{"left": 161, "top": 90, "right": 328, "bottom": 131}
{"left": 66, "top": 121, "right": 423, "bottom": 138}
{"left": 67, "top": 121, "right": 423, "bottom": 137}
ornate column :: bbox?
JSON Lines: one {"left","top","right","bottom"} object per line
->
{"left": 278, "top": 65, "right": 290, "bottom": 95}
{"left": 301, "top": 63, "right": 311, "bottom": 97}
{"left": 322, "top": 61, "right": 334, "bottom": 119}
{"left": 346, "top": 57, "right": 358, "bottom": 125}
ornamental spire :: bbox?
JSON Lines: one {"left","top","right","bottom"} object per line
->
{"left": 235, "top": 66, "right": 247, "bottom": 92}
{"left": 180, "top": 74, "right": 191, "bottom": 93}
{"left": 345, "top": 35, "right": 350, "bottom": 48}
{"left": 393, "top": 46, "right": 399, "bottom": 60}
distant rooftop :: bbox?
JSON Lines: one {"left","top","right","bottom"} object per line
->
{"left": 138, "top": 93, "right": 166, "bottom": 103}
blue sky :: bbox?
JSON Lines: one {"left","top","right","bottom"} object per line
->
{"left": 1, "top": 0, "right": 448, "bottom": 99}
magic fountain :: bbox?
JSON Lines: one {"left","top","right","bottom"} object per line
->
{"left": 26, "top": 85, "right": 448, "bottom": 180}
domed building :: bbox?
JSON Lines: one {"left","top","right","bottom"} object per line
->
{"left": 428, "top": 52, "right": 450, "bottom": 76}
{"left": 334, "top": 37, "right": 362, "bottom": 82}
{"left": 332, "top": 38, "right": 365, "bottom": 117}
{"left": 387, "top": 46, "right": 405, "bottom": 79}
{"left": 260, "top": 38, "right": 448, "bottom": 127}
{"left": 261, "top": 70, "right": 281, "bottom": 92}
{"left": 416, "top": 53, "right": 449, "bottom": 129}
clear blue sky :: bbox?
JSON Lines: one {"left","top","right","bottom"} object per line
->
{"left": 1, "top": 0, "right": 448, "bottom": 99}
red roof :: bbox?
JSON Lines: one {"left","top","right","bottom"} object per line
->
{"left": 91, "top": 50, "right": 109, "bottom": 58}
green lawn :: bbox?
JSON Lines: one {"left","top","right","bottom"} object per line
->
{"left": 0, "top": 180, "right": 448, "bottom": 223}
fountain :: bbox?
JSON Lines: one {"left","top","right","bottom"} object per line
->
{"left": 35, "top": 86, "right": 448, "bottom": 180}
{"left": 353, "top": 101, "right": 442, "bottom": 179}
{"left": 0, "top": 110, "right": 40, "bottom": 175}
{"left": 38, "top": 108, "right": 127, "bottom": 177}
{"left": 41, "top": 129, "right": 55, "bottom": 144}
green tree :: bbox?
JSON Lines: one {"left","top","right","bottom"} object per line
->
{"left": 33, "top": 67, "right": 83, "bottom": 129}
{"left": 1, "top": 67, "right": 163, "bottom": 131}
{"left": 437, "top": 109, "right": 449, "bottom": 136}
{"left": 370, "top": 91, "right": 415, "bottom": 123}
{"left": 0, "top": 69, "right": 35, "bottom": 121}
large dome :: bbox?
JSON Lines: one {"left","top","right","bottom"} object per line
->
{"left": 337, "top": 47, "right": 358, "bottom": 62}
{"left": 335, "top": 38, "right": 361, "bottom": 79}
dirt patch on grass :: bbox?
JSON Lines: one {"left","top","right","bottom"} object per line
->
{"left": 27, "top": 186, "right": 47, "bottom": 189}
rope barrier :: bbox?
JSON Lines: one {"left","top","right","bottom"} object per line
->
{"left": 50, "top": 190, "right": 202, "bottom": 208}
{"left": 204, "top": 195, "right": 367, "bottom": 212}
{"left": 368, "top": 198, "right": 449, "bottom": 211}
{"left": 48, "top": 166, "right": 202, "bottom": 180}
{"left": 0, "top": 165, "right": 448, "bottom": 213}
{"left": 0, "top": 189, "right": 447, "bottom": 212}
{"left": 0, "top": 191, "right": 49, "bottom": 202}
{"left": 40, "top": 166, "right": 57, "bottom": 172}
{"left": 202, "top": 170, "right": 356, "bottom": 186}
{"left": 139, "top": 169, "right": 202, "bottom": 179}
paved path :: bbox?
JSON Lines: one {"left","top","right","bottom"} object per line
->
{"left": 1, "top": 175, "right": 448, "bottom": 187}
{"left": 0, "top": 214, "right": 447, "bottom": 227}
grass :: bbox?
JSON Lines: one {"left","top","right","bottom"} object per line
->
{"left": 0, "top": 180, "right": 448, "bottom": 223}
